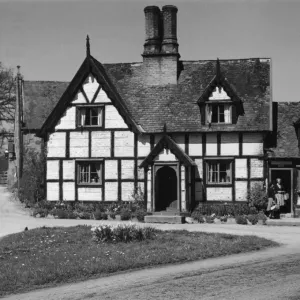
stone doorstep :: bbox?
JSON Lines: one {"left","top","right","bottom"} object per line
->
{"left": 152, "top": 211, "right": 181, "bottom": 216}
{"left": 144, "top": 215, "right": 185, "bottom": 224}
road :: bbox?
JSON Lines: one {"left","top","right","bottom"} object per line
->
{"left": 1, "top": 186, "right": 300, "bottom": 300}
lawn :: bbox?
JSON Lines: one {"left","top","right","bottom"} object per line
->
{"left": 0, "top": 225, "right": 278, "bottom": 296}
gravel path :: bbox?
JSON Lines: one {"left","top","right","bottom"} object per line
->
{"left": 1, "top": 186, "right": 300, "bottom": 299}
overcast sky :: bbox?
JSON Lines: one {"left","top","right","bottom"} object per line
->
{"left": 0, "top": 0, "right": 299, "bottom": 102}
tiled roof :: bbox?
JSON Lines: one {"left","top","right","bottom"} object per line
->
{"left": 23, "top": 81, "right": 69, "bottom": 129}
{"left": 23, "top": 57, "right": 271, "bottom": 132}
{"left": 104, "top": 58, "right": 271, "bottom": 132}
{"left": 266, "top": 102, "right": 300, "bottom": 158}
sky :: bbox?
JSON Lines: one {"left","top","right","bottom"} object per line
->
{"left": 0, "top": 0, "right": 300, "bottom": 103}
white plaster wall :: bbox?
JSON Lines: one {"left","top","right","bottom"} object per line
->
{"left": 242, "top": 133, "right": 264, "bottom": 156}
{"left": 91, "top": 131, "right": 111, "bottom": 157}
{"left": 220, "top": 133, "right": 239, "bottom": 156}
{"left": 72, "top": 90, "right": 87, "bottom": 104}
{"left": 189, "top": 134, "right": 202, "bottom": 156}
{"left": 235, "top": 181, "right": 248, "bottom": 201}
{"left": 206, "top": 133, "right": 217, "bottom": 156}
{"left": 78, "top": 187, "right": 102, "bottom": 201}
{"left": 154, "top": 149, "right": 177, "bottom": 161}
{"left": 138, "top": 160, "right": 144, "bottom": 180}
{"left": 209, "top": 87, "right": 230, "bottom": 100}
{"left": 47, "top": 182, "right": 59, "bottom": 201}
{"left": 137, "top": 182, "right": 145, "bottom": 195}
{"left": 48, "top": 132, "right": 66, "bottom": 157}
{"left": 250, "top": 181, "right": 264, "bottom": 194}
{"left": 206, "top": 187, "right": 232, "bottom": 201}
{"left": 250, "top": 159, "right": 264, "bottom": 178}
{"left": 172, "top": 134, "right": 185, "bottom": 152}
{"left": 195, "top": 181, "right": 204, "bottom": 202}
{"left": 235, "top": 158, "right": 247, "bottom": 179}
{"left": 82, "top": 74, "right": 100, "bottom": 102}
{"left": 105, "top": 105, "right": 128, "bottom": 129}
{"left": 55, "top": 107, "right": 76, "bottom": 130}
{"left": 105, "top": 182, "right": 118, "bottom": 201}
{"left": 94, "top": 88, "right": 111, "bottom": 103}
{"left": 137, "top": 135, "right": 151, "bottom": 157}
{"left": 122, "top": 182, "right": 135, "bottom": 201}
{"left": 63, "top": 160, "right": 75, "bottom": 180}
{"left": 63, "top": 182, "right": 75, "bottom": 201}
{"left": 70, "top": 132, "right": 89, "bottom": 157}
{"left": 114, "top": 131, "right": 134, "bottom": 157}
{"left": 105, "top": 160, "right": 118, "bottom": 180}
{"left": 47, "top": 160, "right": 59, "bottom": 180}
{"left": 194, "top": 158, "right": 203, "bottom": 179}
{"left": 121, "top": 160, "right": 134, "bottom": 179}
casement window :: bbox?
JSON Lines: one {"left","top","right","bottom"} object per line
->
{"left": 206, "top": 104, "right": 231, "bottom": 124}
{"left": 207, "top": 161, "right": 232, "bottom": 184}
{"left": 77, "top": 106, "right": 103, "bottom": 127}
{"left": 77, "top": 161, "right": 103, "bottom": 185}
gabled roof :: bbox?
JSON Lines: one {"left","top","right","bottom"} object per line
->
{"left": 24, "top": 57, "right": 271, "bottom": 134}
{"left": 139, "top": 134, "right": 196, "bottom": 168}
{"left": 38, "top": 55, "right": 141, "bottom": 136}
{"left": 266, "top": 102, "right": 300, "bottom": 158}
{"left": 197, "top": 59, "right": 245, "bottom": 115}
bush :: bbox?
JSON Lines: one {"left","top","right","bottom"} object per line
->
{"left": 235, "top": 215, "right": 248, "bottom": 225}
{"left": 130, "top": 186, "right": 145, "bottom": 211}
{"left": 193, "top": 203, "right": 251, "bottom": 217}
{"left": 52, "top": 209, "right": 68, "bottom": 219}
{"left": 77, "top": 212, "right": 91, "bottom": 220}
{"left": 109, "top": 212, "right": 116, "bottom": 219}
{"left": 32, "top": 208, "right": 48, "bottom": 218}
{"left": 257, "top": 212, "right": 268, "bottom": 224}
{"left": 92, "top": 224, "right": 157, "bottom": 243}
{"left": 220, "top": 216, "right": 228, "bottom": 223}
{"left": 205, "top": 216, "right": 215, "bottom": 224}
{"left": 94, "top": 210, "right": 103, "bottom": 220}
{"left": 249, "top": 206, "right": 258, "bottom": 215}
{"left": 247, "top": 214, "right": 259, "bottom": 225}
{"left": 191, "top": 211, "right": 205, "bottom": 223}
{"left": 120, "top": 209, "right": 131, "bottom": 221}
{"left": 135, "top": 210, "right": 148, "bottom": 222}
{"left": 248, "top": 183, "right": 268, "bottom": 211}
{"left": 67, "top": 211, "right": 77, "bottom": 219}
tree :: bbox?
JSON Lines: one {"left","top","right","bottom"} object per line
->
{"left": 0, "top": 63, "right": 15, "bottom": 154}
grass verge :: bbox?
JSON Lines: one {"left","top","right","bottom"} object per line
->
{"left": 0, "top": 225, "right": 278, "bottom": 296}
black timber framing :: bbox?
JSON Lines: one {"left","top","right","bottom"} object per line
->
{"left": 118, "top": 159, "right": 121, "bottom": 201}
{"left": 217, "top": 133, "right": 221, "bottom": 156}
{"left": 247, "top": 158, "right": 251, "bottom": 197}
{"left": 66, "top": 132, "right": 70, "bottom": 158}
{"left": 134, "top": 133, "right": 138, "bottom": 191}
{"left": 59, "top": 160, "right": 63, "bottom": 201}
{"left": 232, "top": 159, "right": 235, "bottom": 201}
{"left": 239, "top": 133, "right": 243, "bottom": 156}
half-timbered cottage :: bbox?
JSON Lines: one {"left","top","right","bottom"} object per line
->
{"left": 9, "top": 5, "right": 300, "bottom": 217}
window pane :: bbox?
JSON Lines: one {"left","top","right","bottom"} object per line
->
{"left": 85, "top": 108, "right": 91, "bottom": 125}
{"left": 211, "top": 106, "right": 218, "bottom": 123}
{"left": 79, "top": 162, "right": 102, "bottom": 184}
{"left": 219, "top": 105, "right": 225, "bottom": 123}
{"left": 208, "top": 161, "right": 231, "bottom": 183}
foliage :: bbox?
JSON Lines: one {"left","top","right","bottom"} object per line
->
{"left": 247, "top": 214, "right": 259, "bottom": 225}
{"left": 94, "top": 210, "right": 108, "bottom": 220}
{"left": 18, "top": 148, "right": 45, "bottom": 205}
{"left": 220, "top": 216, "right": 228, "bottom": 223}
{"left": 32, "top": 208, "right": 48, "bottom": 218}
{"left": 235, "top": 215, "right": 248, "bottom": 225}
{"left": 205, "top": 216, "right": 215, "bottom": 224}
{"left": 193, "top": 203, "right": 252, "bottom": 217}
{"left": 51, "top": 209, "right": 68, "bottom": 219}
{"left": 120, "top": 209, "right": 131, "bottom": 221}
{"left": 92, "top": 224, "right": 158, "bottom": 243}
{"left": 247, "top": 183, "right": 268, "bottom": 211}
{"left": 135, "top": 209, "right": 148, "bottom": 222}
{"left": 130, "top": 186, "right": 145, "bottom": 211}
{"left": 257, "top": 211, "right": 268, "bottom": 224}
{"left": 191, "top": 211, "right": 205, "bottom": 223}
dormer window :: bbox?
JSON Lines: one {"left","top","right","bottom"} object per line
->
{"left": 206, "top": 104, "right": 232, "bottom": 124}
{"left": 77, "top": 106, "right": 103, "bottom": 127}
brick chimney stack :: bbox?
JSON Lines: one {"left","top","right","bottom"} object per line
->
{"left": 142, "top": 5, "right": 180, "bottom": 86}
{"left": 161, "top": 5, "right": 178, "bottom": 54}
{"left": 143, "top": 6, "right": 161, "bottom": 55}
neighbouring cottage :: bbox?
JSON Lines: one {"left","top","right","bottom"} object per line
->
{"left": 8, "top": 5, "right": 300, "bottom": 216}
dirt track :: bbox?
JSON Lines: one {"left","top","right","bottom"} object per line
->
{"left": 1, "top": 186, "right": 300, "bottom": 300}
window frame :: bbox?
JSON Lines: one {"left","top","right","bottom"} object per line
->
{"left": 76, "top": 160, "right": 104, "bottom": 186}
{"left": 206, "top": 103, "right": 232, "bottom": 125}
{"left": 76, "top": 105, "right": 104, "bottom": 128}
{"left": 206, "top": 160, "right": 232, "bottom": 185}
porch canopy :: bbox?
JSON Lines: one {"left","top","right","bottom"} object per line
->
{"left": 139, "top": 134, "right": 196, "bottom": 168}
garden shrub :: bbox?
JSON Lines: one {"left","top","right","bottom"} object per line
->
{"left": 249, "top": 206, "right": 258, "bottom": 215}
{"left": 257, "top": 211, "right": 268, "bottom": 224}
{"left": 135, "top": 210, "right": 148, "bottom": 222}
{"left": 205, "top": 216, "right": 215, "bottom": 224}
{"left": 191, "top": 211, "right": 205, "bottom": 223}
{"left": 194, "top": 203, "right": 251, "bottom": 217}
{"left": 131, "top": 186, "right": 145, "bottom": 211}
{"left": 94, "top": 210, "right": 103, "bottom": 220}
{"left": 235, "top": 215, "right": 248, "bottom": 225}
{"left": 120, "top": 209, "right": 131, "bottom": 221}
{"left": 220, "top": 216, "right": 228, "bottom": 223}
{"left": 247, "top": 183, "right": 268, "bottom": 211}
{"left": 101, "top": 213, "right": 108, "bottom": 220}
{"left": 92, "top": 224, "right": 157, "bottom": 243}
{"left": 78, "top": 212, "right": 91, "bottom": 220}
{"left": 52, "top": 209, "right": 68, "bottom": 219}
{"left": 32, "top": 207, "right": 48, "bottom": 218}
{"left": 109, "top": 212, "right": 116, "bottom": 219}
{"left": 247, "top": 214, "right": 259, "bottom": 225}
{"left": 67, "top": 211, "right": 77, "bottom": 219}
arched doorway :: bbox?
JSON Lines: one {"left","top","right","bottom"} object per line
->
{"left": 155, "top": 166, "right": 178, "bottom": 211}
